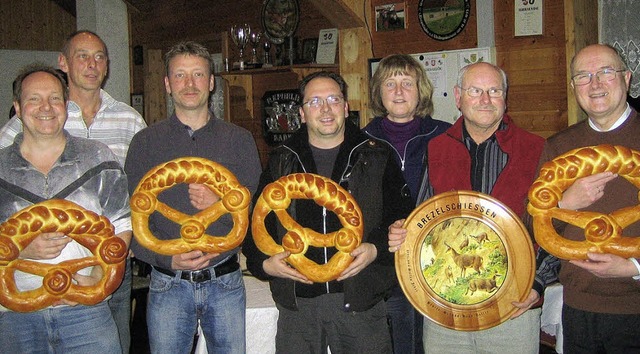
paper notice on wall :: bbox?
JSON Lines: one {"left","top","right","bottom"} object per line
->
{"left": 419, "top": 54, "right": 448, "bottom": 98}
{"left": 316, "top": 28, "right": 338, "bottom": 64}
{"left": 515, "top": 0, "right": 543, "bottom": 36}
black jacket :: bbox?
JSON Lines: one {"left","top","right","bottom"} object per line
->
{"left": 243, "top": 122, "right": 413, "bottom": 312}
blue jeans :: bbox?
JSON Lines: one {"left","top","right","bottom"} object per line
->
{"left": 147, "top": 266, "right": 246, "bottom": 354}
{"left": 386, "top": 285, "right": 424, "bottom": 354}
{"left": 109, "top": 257, "right": 132, "bottom": 354}
{"left": 0, "top": 301, "right": 120, "bottom": 354}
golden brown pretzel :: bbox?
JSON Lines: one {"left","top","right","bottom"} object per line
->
{"left": 130, "top": 157, "right": 251, "bottom": 255}
{"left": 0, "top": 199, "right": 127, "bottom": 312}
{"left": 528, "top": 144, "right": 640, "bottom": 259}
{"left": 252, "top": 173, "right": 363, "bottom": 282}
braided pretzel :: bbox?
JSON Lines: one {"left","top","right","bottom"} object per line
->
{"left": 0, "top": 199, "right": 127, "bottom": 312}
{"left": 252, "top": 173, "right": 363, "bottom": 282}
{"left": 528, "top": 144, "right": 640, "bottom": 259}
{"left": 130, "top": 157, "right": 251, "bottom": 255}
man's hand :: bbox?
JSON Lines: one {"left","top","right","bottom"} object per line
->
{"left": 262, "top": 251, "right": 312, "bottom": 284}
{"left": 558, "top": 172, "right": 617, "bottom": 210}
{"left": 53, "top": 265, "right": 105, "bottom": 307}
{"left": 511, "top": 289, "right": 540, "bottom": 319}
{"left": 188, "top": 183, "right": 220, "bottom": 210}
{"left": 570, "top": 252, "right": 639, "bottom": 278}
{"left": 20, "top": 232, "right": 72, "bottom": 260}
{"left": 388, "top": 219, "right": 407, "bottom": 252}
{"left": 171, "top": 250, "right": 218, "bottom": 271}
{"left": 337, "top": 243, "right": 377, "bottom": 281}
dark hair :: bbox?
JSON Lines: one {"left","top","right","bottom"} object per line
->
{"left": 164, "top": 41, "right": 214, "bottom": 76}
{"left": 299, "top": 71, "right": 348, "bottom": 100}
{"left": 298, "top": 71, "right": 347, "bottom": 101}
{"left": 13, "top": 63, "right": 68, "bottom": 103}
{"left": 61, "top": 30, "right": 108, "bottom": 58}
{"left": 370, "top": 54, "right": 434, "bottom": 117}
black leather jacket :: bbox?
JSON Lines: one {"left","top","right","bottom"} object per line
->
{"left": 243, "top": 123, "right": 413, "bottom": 312}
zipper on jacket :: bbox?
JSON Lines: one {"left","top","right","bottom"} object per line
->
{"left": 365, "top": 127, "right": 440, "bottom": 172}
{"left": 323, "top": 207, "right": 330, "bottom": 293}
{"left": 44, "top": 175, "right": 50, "bottom": 197}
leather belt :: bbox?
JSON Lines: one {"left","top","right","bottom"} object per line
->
{"left": 153, "top": 255, "right": 239, "bottom": 283}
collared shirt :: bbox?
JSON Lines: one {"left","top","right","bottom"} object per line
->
{"left": 462, "top": 121, "right": 509, "bottom": 195}
{"left": 0, "top": 132, "right": 131, "bottom": 295}
{"left": 588, "top": 103, "right": 632, "bottom": 132}
{"left": 0, "top": 89, "right": 147, "bottom": 167}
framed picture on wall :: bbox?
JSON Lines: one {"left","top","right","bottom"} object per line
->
{"left": 418, "top": 0, "right": 471, "bottom": 41}
{"left": 369, "top": 58, "right": 382, "bottom": 78}
{"left": 131, "top": 94, "right": 144, "bottom": 116}
{"left": 375, "top": 2, "right": 407, "bottom": 31}
{"left": 301, "top": 38, "right": 318, "bottom": 63}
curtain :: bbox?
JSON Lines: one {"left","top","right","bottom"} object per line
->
{"left": 600, "top": 0, "right": 640, "bottom": 98}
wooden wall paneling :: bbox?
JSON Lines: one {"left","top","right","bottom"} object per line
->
{"left": 493, "top": 0, "right": 568, "bottom": 138}
{"left": 1, "top": 0, "right": 75, "bottom": 51}
{"left": 334, "top": 0, "right": 372, "bottom": 127}
{"left": 143, "top": 48, "right": 166, "bottom": 125}
{"left": 564, "top": 0, "right": 598, "bottom": 126}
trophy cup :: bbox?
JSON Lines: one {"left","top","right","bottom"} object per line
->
{"left": 248, "top": 32, "right": 262, "bottom": 67}
{"left": 263, "top": 40, "right": 273, "bottom": 68}
{"left": 230, "top": 24, "right": 251, "bottom": 70}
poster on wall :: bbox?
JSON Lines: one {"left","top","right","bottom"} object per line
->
{"left": 515, "top": 0, "right": 544, "bottom": 36}
{"left": 316, "top": 28, "right": 338, "bottom": 64}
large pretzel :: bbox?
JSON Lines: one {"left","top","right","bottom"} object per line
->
{"left": 528, "top": 144, "right": 640, "bottom": 259}
{"left": 252, "top": 173, "right": 363, "bottom": 282}
{"left": 130, "top": 157, "right": 251, "bottom": 255}
{"left": 0, "top": 199, "right": 127, "bottom": 312}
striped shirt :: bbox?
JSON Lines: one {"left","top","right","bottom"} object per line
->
{"left": 0, "top": 89, "right": 147, "bottom": 166}
{"left": 463, "top": 121, "right": 509, "bottom": 195}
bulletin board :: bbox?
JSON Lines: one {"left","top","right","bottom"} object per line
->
{"left": 370, "top": 47, "right": 495, "bottom": 124}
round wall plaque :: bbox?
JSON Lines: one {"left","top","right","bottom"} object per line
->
{"left": 396, "top": 190, "right": 535, "bottom": 331}
{"left": 261, "top": 0, "right": 300, "bottom": 44}
{"left": 418, "top": 0, "right": 471, "bottom": 41}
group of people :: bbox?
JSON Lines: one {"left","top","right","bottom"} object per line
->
{"left": 0, "top": 26, "right": 637, "bottom": 354}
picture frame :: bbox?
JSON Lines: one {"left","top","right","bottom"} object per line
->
{"left": 368, "top": 57, "right": 382, "bottom": 79}
{"left": 301, "top": 38, "right": 318, "bottom": 63}
{"left": 131, "top": 94, "right": 144, "bottom": 116}
{"left": 375, "top": 2, "right": 407, "bottom": 32}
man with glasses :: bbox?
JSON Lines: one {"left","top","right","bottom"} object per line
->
{"left": 243, "top": 71, "right": 413, "bottom": 353}
{"left": 530, "top": 44, "right": 640, "bottom": 352}
{"left": 0, "top": 30, "right": 146, "bottom": 354}
{"left": 388, "top": 62, "right": 545, "bottom": 353}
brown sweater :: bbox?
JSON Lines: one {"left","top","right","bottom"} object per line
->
{"left": 540, "top": 109, "right": 640, "bottom": 314}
